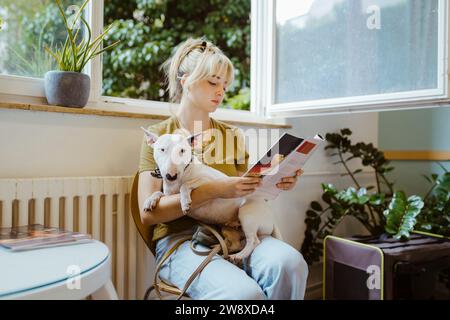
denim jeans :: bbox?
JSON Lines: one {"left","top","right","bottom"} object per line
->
{"left": 155, "top": 227, "right": 309, "bottom": 300}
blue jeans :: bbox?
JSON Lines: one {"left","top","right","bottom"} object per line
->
{"left": 155, "top": 227, "right": 309, "bottom": 300}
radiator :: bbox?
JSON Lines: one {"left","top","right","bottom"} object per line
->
{"left": 0, "top": 176, "right": 153, "bottom": 300}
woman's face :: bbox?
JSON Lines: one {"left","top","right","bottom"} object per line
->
{"left": 186, "top": 73, "right": 229, "bottom": 113}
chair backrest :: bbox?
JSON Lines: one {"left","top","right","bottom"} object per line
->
{"left": 130, "top": 172, "right": 156, "bottom": 256}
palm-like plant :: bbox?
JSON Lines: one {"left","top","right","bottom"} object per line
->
{"left": 45, "top": 0, "right": 120, "bottom": 73}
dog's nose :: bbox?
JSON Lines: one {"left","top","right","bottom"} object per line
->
{"left": 166, "top": 173, "right": 178, "bottom": 181}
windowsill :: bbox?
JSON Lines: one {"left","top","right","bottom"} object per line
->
{"left": 0, "top": 99, "right": 292, "bottom": 129}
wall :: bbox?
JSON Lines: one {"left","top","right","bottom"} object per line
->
{"left": 378, "top": 106, "right": 450, "bottom": 197}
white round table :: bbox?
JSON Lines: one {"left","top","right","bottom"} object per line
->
{"left": 0, "top": 240, "right": 118, "bottom": 300}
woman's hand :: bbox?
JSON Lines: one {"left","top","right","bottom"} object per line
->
{"left": 276, "top": 169, "right": 303, "bottom": 191}
{"left": 214, "top": 177, "right": 262, "bottom": 198}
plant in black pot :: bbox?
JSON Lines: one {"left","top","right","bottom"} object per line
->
{"left": 44, "top": 0, "right": 119, "bottom": 108}
{"left": 301, "top": 128, "right": 450, "bottom": 265}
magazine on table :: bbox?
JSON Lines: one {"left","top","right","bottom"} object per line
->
{"left": 244, "top": 132, "right": 324, "bottom": 200}
{"left": 0, "top": 224, "right": 92, "bottom": 252}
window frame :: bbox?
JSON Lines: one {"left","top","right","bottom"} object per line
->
{"left": 258, "top": 0, "right": 450, "bottom": 117}
{"left": 0, "top": 0, "right": 281, "bottom": 125}
{"left": 3, "top": 1, "right": 447, "bottom": 119}
{"left": 0, "top": 0, "right": 95, "bottom": 99}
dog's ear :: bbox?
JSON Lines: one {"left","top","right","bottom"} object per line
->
{"left": 141, "top": 127, "right": 158, "bottom": 147}
{"left": 186, "top": 132, "right": 203, "bottom": 147}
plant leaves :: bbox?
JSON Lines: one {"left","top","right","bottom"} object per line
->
{"left": 383, "top": 192, "right": 424, "bottom": 240}
{"left": 311, "top": 201, "right": 323, "bottom": 212}
{"left": 306, "top": 210, "right": 318, "bottom": 218}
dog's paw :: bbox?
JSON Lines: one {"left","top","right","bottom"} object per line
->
{"left": 228, "top": 253, "right": 247, "bottom": 266}
{"left": 143, "top": 191, "right": 164, "bottom": 211}
{"left": 180, "top": 188, "right": 192, "bottom": 215}
{"left": 180, "top": 199, "right": 192, "bottom": 215}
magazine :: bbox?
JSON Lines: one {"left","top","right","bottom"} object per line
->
{"left": 244, "top": 132, "right": 324, "bottom": 200}
{"left": 0, "top": 224, "right": 93, "bottom": 252}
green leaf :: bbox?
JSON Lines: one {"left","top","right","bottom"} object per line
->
{"left": 369, "top": 193, "right": 385, "bottom": 205}
{"left": 384, "top": 192, "right": 424, "bottom": 240}
{"left": 340, "top": 128, "right": 352, "bottom": 136}
{"left": 321, "top": 192, "right": 332, "bottom": 204}
{"left": 311, "top": 201, "right": 323, "bottom": 212}
{"left": 306, "top": 210, "right": 318, "bottom": 218}
{"left": 322, "top": 183, "right": 337, "bottom": 195}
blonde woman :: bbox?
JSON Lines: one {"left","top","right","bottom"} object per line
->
{"left": 138, "top": 37, "right": 307, "bottom": 300}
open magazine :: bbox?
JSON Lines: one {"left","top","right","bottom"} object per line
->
{"left": 244, "top": 132, "right": 324, "bottom": 200}
{"left": 0, "top": 224, "right": 92, "bottom": 252}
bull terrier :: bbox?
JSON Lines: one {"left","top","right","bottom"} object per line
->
{"left": 141, "top": 127, "right": 282, "bottom": 263}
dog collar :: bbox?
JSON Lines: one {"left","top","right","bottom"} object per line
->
{"left": 150, "top": 168, "right": 163, "bottom": 179}
{"left": 183, "top": 154, "right": 194, "bottom": 172}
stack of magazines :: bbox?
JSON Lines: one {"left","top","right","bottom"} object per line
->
{"left": 0, "top": 224, "right": 92, "bottom": 252}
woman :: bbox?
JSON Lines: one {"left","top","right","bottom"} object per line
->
{"left": 138, "top": 37, "right": 308, "bottom": 300}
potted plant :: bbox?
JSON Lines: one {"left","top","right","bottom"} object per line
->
{"left": 44, "top": 0, "right": 119, "bottom": 108}
{"left": 301, "top": 128, "right": 450, "bottom": 264}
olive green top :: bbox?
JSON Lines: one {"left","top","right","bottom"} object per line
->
{"left": 138, "top": 116, "right": 249, "bottom": 245}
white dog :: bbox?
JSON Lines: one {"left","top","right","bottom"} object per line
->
{"left": 141, "top": 127, "right": 282, "bottom": 263}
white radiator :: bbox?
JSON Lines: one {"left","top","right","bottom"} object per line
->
{"left": 0, "top": 176, "right": 153, "bottom": 300}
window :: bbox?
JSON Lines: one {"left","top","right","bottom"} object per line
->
{"left": 0, "top": 0, "right": 86, "bottom": 96}
{"left": 256, "top": 0, "right": 449, "bottom": 117}
{"left": 0, "top": 0, "right": 252, "bottom": 113}
{"left": 101, "top": 0, "right": 251, "bottom": 111}
{"left": 1, "top": 0, "right": 449, "bottom": 118}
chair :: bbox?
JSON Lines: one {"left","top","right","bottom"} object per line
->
{"left": 130, "top": 172, "right": 188, "bottom": 299}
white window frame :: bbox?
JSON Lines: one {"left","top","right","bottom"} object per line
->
{"left": 0, "top": 0, "right": 95, "bottom": 99}
{"left": 0, "top": 0, "right": 285, "bottom": 126}
{"left": 253, "top": 0, "right": 450, "bottom": 118}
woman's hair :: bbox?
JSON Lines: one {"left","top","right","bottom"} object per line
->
{"left": 160, "top": 37, "right": 235, "bottom": 103}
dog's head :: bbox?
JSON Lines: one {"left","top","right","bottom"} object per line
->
{"left": 141, "top": 127, "right": 201, "bottom": 182}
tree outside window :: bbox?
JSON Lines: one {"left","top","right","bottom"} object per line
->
{"left": 103, "top": 0, "right": 251, "bottom": 111}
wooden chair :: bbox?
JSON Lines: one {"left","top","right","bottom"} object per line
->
{"left": 130, "top": 172, "right": 188, "bottom": 299}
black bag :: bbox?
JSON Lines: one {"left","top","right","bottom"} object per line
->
{"left": 324, "top": 232, "right": 450, "bottom": 300}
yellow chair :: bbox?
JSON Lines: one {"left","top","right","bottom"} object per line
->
{"left": 130, "top": 172, "right": 188, "bottom": 299}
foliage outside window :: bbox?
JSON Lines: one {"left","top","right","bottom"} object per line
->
{"left": 0, "top": 0, "right": 85, "bottom": 78}
{"left": 102, "top": 0, "right": 251, "bottom": 111}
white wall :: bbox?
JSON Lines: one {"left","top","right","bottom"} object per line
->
{"left": 0, "top": 108, "right": 148, "bottom": 178}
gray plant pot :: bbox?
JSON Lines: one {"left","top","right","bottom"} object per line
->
{"left": 44, "top": 71, "right": 90, "bottom": 108}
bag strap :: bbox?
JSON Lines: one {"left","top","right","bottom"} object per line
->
{"left": 153, "top": 235, "right": 192, "bottom": 300}
{"left": 190, "top": 222, "right": 229, "bottom": 258}
{"left": 178, "top": 245, "right": 222, "bottom": 298}
{"left": 153, "top": 222, "right": 230, "bottom": 300}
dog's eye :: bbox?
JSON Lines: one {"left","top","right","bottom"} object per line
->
{"left": 180, "top": 148, "right": 185, "bottom": 154}
{"left": 160, "top": 148, "right": 165, "bottom": 152}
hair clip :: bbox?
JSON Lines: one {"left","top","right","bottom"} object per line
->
{"left": 200, "top": 41, "right": 207, "bottom": 52}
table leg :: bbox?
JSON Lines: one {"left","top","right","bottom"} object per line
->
{"left": 91, "top": 280, "right": 119, "bottom": 300}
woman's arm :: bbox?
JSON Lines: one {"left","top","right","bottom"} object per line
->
{"left": 138, "top": 171, "right": 221, "bottom": 226}
{"left": 138, "top": 171, "right": 261, "bottom": 226}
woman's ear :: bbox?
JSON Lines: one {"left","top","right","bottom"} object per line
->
{"left": 179, "top": 73, "right": 189, "bottom": 87}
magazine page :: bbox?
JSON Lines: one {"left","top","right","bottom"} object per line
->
{"left": 0, "top": 224, "right": 92, "bottom": 251}
{"left": 244, "top": 133, "right": 324, "bottom": 200}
